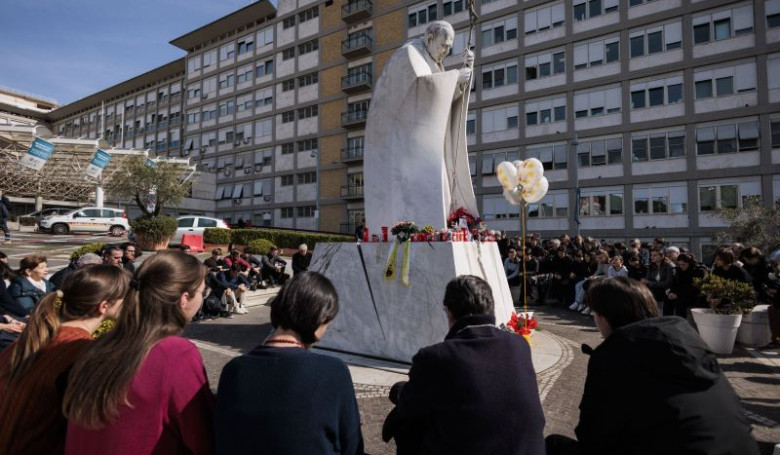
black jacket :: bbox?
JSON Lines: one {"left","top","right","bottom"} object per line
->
{"left": 668, "top": 265, "right": 707, "bottom": 306}
{"left": 291, "top": 251, "right": 312, "bottom": 274}
{"left": 713, "top": 264, "right": 751, "bottom": 283}
{"left": 576, "top": 317, "right": 759, "bottom": 455}
{"left": 382, "top": 314, "right": 545, "bottom": 455}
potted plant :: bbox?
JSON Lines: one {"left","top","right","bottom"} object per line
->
{"left": 110, "top": 156, "right": 197, "bottom": 251}
{"left": 691, "top": 274, "right": 756, "bottom": 354}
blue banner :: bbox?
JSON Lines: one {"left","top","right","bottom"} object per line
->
{"left": 85, "top": 149, "right": 112, "bottom": 178}
{"left": 20, "top": 137, "right": 55, "bottom": 171}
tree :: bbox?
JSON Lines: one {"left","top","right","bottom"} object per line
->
{"left": 714, "top": 197, "right": 780, "bottom": 253}
{"left": 109, "top": 157, "right": 197, "bottom": 217}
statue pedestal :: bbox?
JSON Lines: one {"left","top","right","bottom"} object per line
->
{"left": 310, "top": 241, "right": 514, "bottom": 363}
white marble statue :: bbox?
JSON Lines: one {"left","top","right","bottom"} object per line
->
{"left": 364, "top": 21, "right": 479, "bottom": 231}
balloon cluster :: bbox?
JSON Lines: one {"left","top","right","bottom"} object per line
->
{"left": 496, "top": 158, "right": 549, "bottom": 205}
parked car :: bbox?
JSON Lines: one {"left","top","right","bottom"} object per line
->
{"left": 173, "top": 216, "right": 230, "bottom": 244}
{"left": 39, "top": 207, "right": 129, "bottom": 236}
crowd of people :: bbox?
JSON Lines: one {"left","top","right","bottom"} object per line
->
{"left": 500, "top": 233, "right": 780, "bottom": 347}
{"left": 0, "top": 233, "right": 773, "bottom": 455}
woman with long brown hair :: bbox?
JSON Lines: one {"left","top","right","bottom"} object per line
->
{"left": 0, "top": 264, "right": 128, "bottom": 455}
{"left": 63, "top": 251, "right": 213, "bottom": 455}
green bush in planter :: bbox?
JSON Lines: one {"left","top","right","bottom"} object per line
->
{"left": 694, "top": 274, "right": 756, "bottom": 315}
{"left": 70, "top": 243, "right": 105, "bottom": 261}
{"left": 130, "top": 216, "right": 178, "bottom": 244}
{"left": 204, "top": 228, "right": 232, "bottom": 244}
{"left": 247, "top": 239, "right": 276, "bottom": 255}
{"left": 232, "top": 229, "right": 267, "bottom": 245}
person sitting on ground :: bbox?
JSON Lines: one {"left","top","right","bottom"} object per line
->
{"left": 261, "top": 246, "right": 289, "bottom": 287}
{"left": 665, "top": 245, "right": 680, "bottom": 262}
{"left": 641, "top": 249, "right": 676, "bottom": 315}
{"left": 8, "top": 255, "right": 55, "bottom": 315}
{"left": 667, "top": 253, "right": 707, "bottom": 317}
{"left": 570, "top": 250, "right": 610, "bottom": 314}
{"left": 607, "top": 255, "right": 628, "bottom": 278}
{"left": 101, "top": 245, "right": 123, "bottom": 268}
{"left": 50, "top": 253, "right": 102, "bottom": 288}
{"left": 550, "top": 247, "right": 575, "bottom": 305}
{"left": 120, "top": 242, "right": 140, "bottom": 273}
{"left": 504, "top": 248, "right": 522, "bottom": 305}
{"left": 217, "top": 263, "right": 251, "bottom": 315}
{"left": 625, "top": 252, "right": 647, "bottom": 281}
{"left": 382, "top": 275, "right": 545, "bottom": 455}
{"left": 63, "top": 252, "right": 214, "bottom": 455}
{"left": 215, "top": 272, "right": 364, "bottom": 455}
{"left": 240, "top": 248, "right": 265, "bottom": 289}
{"left": 545, "top": 277, "right": 760, "bottom": 455}
{"left": 0, "top": 259, "right": 26, "bottom": 320}
{"left": 203, "top": 248, "right": 225, "bottom": 271}
{"left": 712, "top": 246, "right": 751, "bottom": 284}
{"left": 222, "top": 249, "right": 250, "bottom": 275}
{"left": 291, "top": 244, "right": 312, "bottom": 275}
{"left": 739, "top": 247, "right": 772, "bottom": 301}
{"left": 0, "top": 265, "right": 128, "bottom": 455}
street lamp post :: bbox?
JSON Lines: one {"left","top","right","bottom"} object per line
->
{"left": 311, "top": 150, "right": 320, "bottom": 231}
{"left": 571, "top": 134, "right": 580, "bottom": 237}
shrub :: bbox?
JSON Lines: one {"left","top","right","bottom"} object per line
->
{"left": 130, "top": 216, "right": 178, "bottom": 244}
{"left": 204, "top": 228, "right": 232, "bottom": 244}
{"left": 247, "top": 239, "right": 276, "bottom": 255}
{"left": 70, "top": 243, "right": 105, "bottom": 261}
{"left": 232, "top": 229, "right": 266, "bottom": 245}
{"left": 18, "top": 216, "right": 37, "bottom": 227}
{"left": 694, "top": 274, "right": 756, "bottom": 315}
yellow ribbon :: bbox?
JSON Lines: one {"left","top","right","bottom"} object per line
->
{"left": 384, "top": 239, "right": 413, "bottom": 286}
{"left": 385, "top": 240, "right": 399, "bottom": 280}
{"left": 401, "top": 240, "right": 412, "bottom": 287}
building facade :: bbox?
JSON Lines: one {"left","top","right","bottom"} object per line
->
{"left": 45, "top": 0, "right": 780, "bottom": 258}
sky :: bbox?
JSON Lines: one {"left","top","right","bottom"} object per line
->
{"left": 0, "top": 0, "right": 261, "bottom": 106}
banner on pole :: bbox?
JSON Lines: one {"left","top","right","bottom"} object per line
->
{"left": 20, "top": 137, "right": 55, "bottom": 171}
{"left": 85, "top": 149, "right": 112, "bottom": 178}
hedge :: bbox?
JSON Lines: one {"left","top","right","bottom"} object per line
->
{"left": 204, "top": 228, "right": 352, "bottom": 250}
{"left": 70, "top": 243, "right": 105, "bottom": 261}
{"left": 247, "top": 239, "right": 276, "bottom": 255}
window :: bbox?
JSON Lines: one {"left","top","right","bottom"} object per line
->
{"left": 220, "top": 43, "right": 235, "bottom": 61}
{"left": 526, "top": 144, "right": 568, "bottom": 170}
{"left": 297, "top": 172, "right": 317, "bottom": 184}
{"left": 577, "top": 137, "right": 622, "bottom": 166}
{"left": 281, "top": 175, "right": 294, "bottom": 186}
{"left": 573, "top": 0, "right": 618, "bottom": 21}
{"left": 528, "top": 191, "right": 569, "bottom": 218}
{"left": 768, "top": 0, "right": 780, "bottom": 28}
{"left": 282, "top": 79, "right": 296, "bottom": 92}
{"left": 202, "top": 131, "right": 217, "bottom": 147}
{"left": 298, "top": 105, "right": 318, "bottom": 120}
{"left": 235, "top": 123, "right": 252, "bottom": 143}
{"left": 297, "top": 206, "right": 317, "bottom": 217}
{"left": 579, "top": 189, "right": 623, "bottom": 216}
{"left": 573, "top": 86, "right": 621, "bottom": 118}
{"left": 255, "top": 88, "right": 273, "bottom": 108}
{"left": 525, "top": 2, "right": 566, "bottom": 35}
{"left": 526, "top": 96, "right": 566, "bottom": 125}
{"left": 466, "top": 112, "right": 476, "bottom": 135}
{"left": 186, "top": 109, "right": 200, "bottom": 124}
{"left": 630, "top": 75, "right": 684, "bottom": 109}
{"left": 281, "top": 207, "right": 294, "bottom": 218}
{"left": 443, "top": 0, "right": 464, "bottom": 17}
{"left": 694, "top": 62, "right": 757, "bottom": 99}
{"left": 202, "top": 105, "right": 218, "bottom": 121}
{"left": 257, "top": 26, "right": 274, "bottom": 46}
{"left": 202, "top": 49, "right": 217, "bottom": 68}
{"left": 255, "top": 118, "right": 273, "bottom": 139}
{"left": 282, "top": 47, "right": 296, "bottom": 60}
{"left": 632, "top": 130, "right": 685, "bottom": 161}
{"left": 282, "top": 16, "right": 296, "bottom": 29}
{"left": 281, "top": 143, "right": 295, "bottom": 155}
{"left": 699, "top": 181, "right": 760, "bottom": 211}
{"left": 256, "top": 59, "right": 274, "bottom": 77}
{"left": 696, "top": 120, "right": 759, "bottom": 155}
{"left": 281, "top": 111, "right": 296, "bottom": 123}
{"left": 525, "top": 50, "right": 565, "bottom": 80}
{"left": 772, "top": 120, "right": 780, "bottom": 148}
{"left": 187, "top": 56, "right": 201, "bottom": 73}
{"left": 693, "top": 5, "right": 754, "bottom": 45}
{"left": 299, "top": 6, "right": 319, "bottom": 22}
{"left": 202, "top": 77, "right": 217, "bottom": 95}
{"left": 237, "top": 36, "right": 255, "bottom": 55}
{"left": 481, "top": 150, "right": 520, "bottom": 175}
{"left": 573, "top": 36, "right": 619, "bottom": 69}
{"left": 482, "top": 195, "right": 519, "bottom": 221}
{"left": 236, "top": 65, "right": 253, "bottom": 84}
{"left": 218, "top": 100, "right": 235, "bottom": 116}
{"left": 298, "top": 39, "right": 319, "bottom": 55}
{"left": 483, "top": 60, "right": 518, "bottom": 89}
{"left": 481, "top": 16, "right": 518, "bottom": 46}
{"left": 634, "top": 184, "right": 687, "bottom": 214}
{"left": 298, "top": 72, "right": 319, "bottom": 87}
{"left": 237, "top": 94, "right": 253, "bottom": 113}
{"left": 629, "top": 22, "right": 682, "bottom": 58}
{"left": 218, "top": 72, "right": 235, "bottom": 89}
{"left": 482, "top": 105, "right": 520, "bottom": 133}
{"left": 408, "top": 2, "right": 437, "bottom": 27}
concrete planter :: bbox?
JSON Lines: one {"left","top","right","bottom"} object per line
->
{"left": 135, "top": 234, "right": 172, "bottom": 252}
{"left": 691, "top": 308, "right": 742, "bottom": 355}
{"left": 736, "top": 304, "right": 772, "bottom": 347}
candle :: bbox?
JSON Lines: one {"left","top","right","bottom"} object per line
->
{"left": 362, "top": 227, "right": 369, "bottom": 243}
{"left": 381, "top": 226, "right": 389, "bottom": 242}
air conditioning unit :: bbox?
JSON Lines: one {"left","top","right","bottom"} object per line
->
{"left": 233, "top": 199, "right": 241, "bottom": 206}
{"left": 243, "top": 138, "right": 250, "bottom": 144}
{"left": 263, "top": 195, "right": 272, "bottom": 202}
{"left": 202, "top": 93, "right": 209, "bottom": 99}
{"left": 234, "top": 141, "right": 241, "bottom": 146}
{"left": 244, "top": 167, "right": 252, "bottom": 174}
{"left": 224, "top": 170, "right": 232, "bottom": 177}
{"left": 255, "top": 164, "right": 263, "bottom": 172}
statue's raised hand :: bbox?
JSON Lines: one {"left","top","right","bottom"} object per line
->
{"left": 463, "top": 49, "right": 474, "bottom": 69}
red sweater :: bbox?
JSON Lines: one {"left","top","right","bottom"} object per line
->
{"left": 0, "top": 326, "right": 92, "bottom": 455}
{"left": 65, "top": 336, "right": 215, "bottom": 455}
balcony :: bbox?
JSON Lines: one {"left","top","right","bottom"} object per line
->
{"left": 341, "top": 33, "right": 372, "bottom": 58}
{"left": 342, "top": 0, "right": 372, "bottom": 23}
{"left": 341, "top": 146, "right": 364, "bottom": 162}
{"left": 341, "top": 71, "right": 373, "bottom": 94}
{"left": 341, "top": 109, "right": 368, "bottom": 128}
{"left": 341, "top": 184, "right": 364, "bottom": 199}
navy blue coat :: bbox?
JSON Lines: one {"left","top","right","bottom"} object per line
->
{"left": 7, "top": 276, "right": 55, "bottom": 313}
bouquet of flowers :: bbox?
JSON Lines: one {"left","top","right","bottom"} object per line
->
{"left": 506, "top": 312, "right": 539, "bottom": 341}
{"left": 390, "top": 221, "right": 420, "bottom": 242}
{"left": 448, "top": 207, "right": 482, "bottom": 230}
{"left": 421, "top": 225, "right": 436, "bottom": 235}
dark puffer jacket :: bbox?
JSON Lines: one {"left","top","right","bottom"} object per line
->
{"left": 576, "top": 317, "right": 759, "bottom": 455}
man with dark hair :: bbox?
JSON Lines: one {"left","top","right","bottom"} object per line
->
{"left": 261, "top": 246, "right": 289, "bottom": 287}
{"left": 120, "top": 242, "right": 140, "bottom": 273}
{"left": 102, "top": 245, "right": 123, "bottom": 267}
{"left": 382, "top": 275, "right": 545, "bottom": 455}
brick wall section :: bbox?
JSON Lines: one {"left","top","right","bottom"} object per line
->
{"left": 320, "top": 168, "right": 343, "bottom": 199}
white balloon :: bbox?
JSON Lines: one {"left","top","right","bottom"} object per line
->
{"left": 503, "top": 187, "right": 524, "bottom": 206}
{"left": 496, "top": 161, "right": 519, "bottom": 190}
{"left": 512, "top": 160, "right": 524, "bottom": 169}
{"left": 522, "top": 177, "right": 549, "bottom": 204}
{"left": 518, "top": 158, "right": 544, "bottom": 188}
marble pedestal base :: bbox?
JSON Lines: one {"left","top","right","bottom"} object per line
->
{"left": 309, "top": 241, "right": 514, "bottom": 363}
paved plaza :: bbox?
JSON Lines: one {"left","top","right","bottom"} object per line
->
{"left": 2, "top": 233, "right": 779, "bottom": 454}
